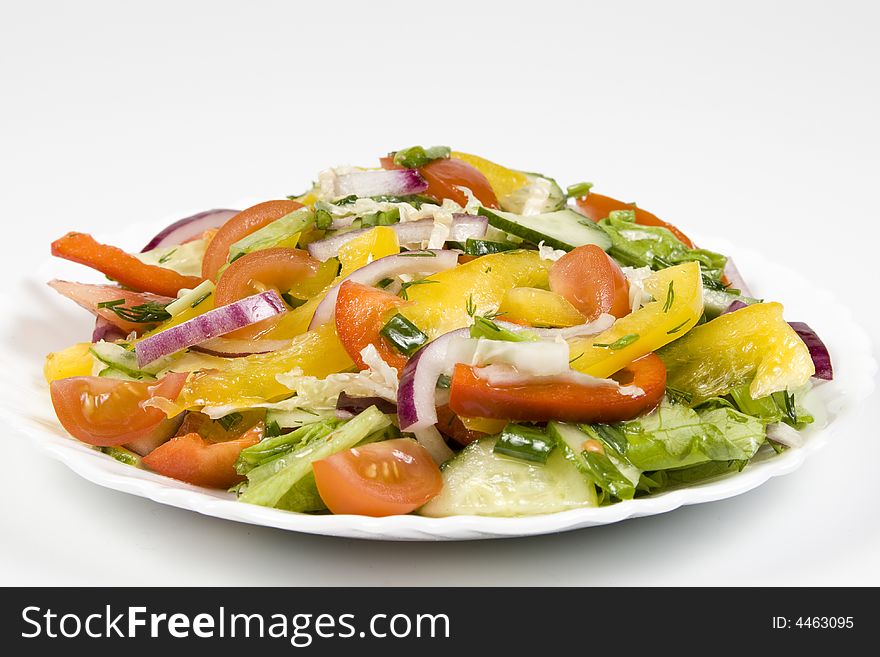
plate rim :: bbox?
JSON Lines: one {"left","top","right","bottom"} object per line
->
{"left": 3, "top": 231, "right": 876, "bottom": 541}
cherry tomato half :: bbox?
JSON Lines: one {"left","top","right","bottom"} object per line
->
{"left": 549, "top": 244, "right": 630, "bottom": 321}
{"left": 312, "top": 438, "right": 443, "bottom": 516}
{"left": 50, "top": 372, "right": 188, "bottom": 447}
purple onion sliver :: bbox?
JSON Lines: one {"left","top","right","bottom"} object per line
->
{"left": 336, "top": 392, "right": 397, "bottom": 416}
{"left": 134, "top": 290, "right": 286, "bottom": 367}
{"left": 788, "top": 321, "right": 833, "bottom": 380}
{"left": 92, "top": 316, "right": 127, "bottom": 343}
{"left": 721, "top": 300, "right": 749, "bottom": 315}
{"left": 141, "top": 209, "right": 239, "bottom": 252}
{"left": 334, "top": 169, "right": 428, "bottom": 198}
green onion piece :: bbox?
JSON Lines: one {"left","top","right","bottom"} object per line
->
{"left": 332, "top": 195, "right": 358, "bottom": 206}
{"left": 190, "top": 293, "right": 211, "bottom": 309}
{"left": 392, "top": 145, "right": 451, "bottom": 169}
{"left": 315, "top": 208, "right": 333, "bottom": 230}
{"left": 565, "top": 182, "right": 594, "bottom": 198}
{"left": 436, "top": 374, "right": 452, "bottom": 389}
{"left": 493, "top": 423, "right": 556, "bottom": 464}
{"left": 380, "top": 314, "right": 428, "bottom": 356}
{"left": 157, "top": 248, "right": 177, "bottom": 264}
{"left": 376, "top": 278, "right": 395, "bottom": 289}
{"left": 360, "top": 207, "right": 400, "bottom": 228}
{"left": 593, "top": 333, "right": 639, "bottom": 349}
{"left": 463, "top": 238, "right": 517, "bottom": 256}
{"left": 469, "top": 316, "right": 536, "bottom": 342}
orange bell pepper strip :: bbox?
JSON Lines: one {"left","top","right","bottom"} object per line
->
{"left": 51, "top": 232, "right": 203, "bottom": 297}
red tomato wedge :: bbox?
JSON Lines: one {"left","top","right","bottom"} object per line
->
{"left": 380, "top": 156, "right": 499, "bottom": 208}
{"left": 201, "top": 200, "right": 304, "bottom": 281}
{"left": 51, "top": 233, "right": 203, "bottom": 298}
{"left": 214, "top": 248, "right": 320, "bottom": 305}
{"left": 449, "top": 353, "right": 667, "bottom": 424}
{"left": 312, "top": 439, "right": 443, "bottom": 516}
{"left": 334, "top": 280, "right": 409, "bottom": 371}
{"left": 575, "top": 192, "right": 695, "bottom": 248}
{"left": 48, "top": 279, "right": 173, "bottom": 334}
{"left": 49, "top": 372, "right": 188, "bottom": 447}
{"left": 142, "top": 426, "right": 262, "bottom": 489}
{"left": 549, "top": 244, "right": 630, "bottom": 321}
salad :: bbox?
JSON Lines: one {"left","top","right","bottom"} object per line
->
{"left": 43, "top": 146, "right": 834, "bottom": 518}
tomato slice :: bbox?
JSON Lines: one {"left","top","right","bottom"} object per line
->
{"left": 201, "top": 200, "right": 304, "bottom": 281}
{"left": 575, "top": 192, "right": 695, "bottom": 248}
{"left": 51, "top": 233, "right": 203, "bottom": 298}
{"left": 448, "top": 353, "right": 667, "bottom": 423}
{"left": 380, "top": 156, "right": 499, "bottom": 208}
{"left": 142, "top": 426, "right": 262, "bottom": 489}
{"left": 312, "top": 438, "right": 443, "bottom": 516}
{"left": 214, "top": 248, "right": 320, "bottom": 305}
{"left": 549, "top": 244, "right": 630, "bottom": 320}
{"left": 50, "top": 372, "right": 188, "bottom": 446}
{"left": 334, "top": 280, "right": 409, "bottom": 371}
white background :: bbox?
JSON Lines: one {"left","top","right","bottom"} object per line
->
{"left": 1, "top": 0, "right": 878, "bottom": 585}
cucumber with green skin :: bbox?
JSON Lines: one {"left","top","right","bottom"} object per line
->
{"left": 419, "top": 435, "right": 598, "bottom": 517}
{"left": 478, "top": 206, "right": 612, "bottom": 252}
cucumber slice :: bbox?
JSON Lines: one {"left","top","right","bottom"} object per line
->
{"left": 500, "top": 172, "right": 566, "bottom": 214}
{"left": 419, "top": 435, "right": 597, "bottom": 517}
{"left": 90, "top": 342, "right": 170, "bottom": 379}
{"left": 478, "top": 207, "right": 612, "bottom": 252}
{"left": 702, "top": 288, "right": 760, "bottom": 320}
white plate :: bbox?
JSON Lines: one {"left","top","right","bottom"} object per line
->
{"left": 1, "top": 229, "right": 875, "bottom": 540}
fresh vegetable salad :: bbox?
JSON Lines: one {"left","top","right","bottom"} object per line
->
{"left": 44, "top": 146, "right": 833, "bottom": 517}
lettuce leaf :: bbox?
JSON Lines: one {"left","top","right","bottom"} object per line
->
{"left": 599, "top": 211, "right": 728, "bottom": 288}
{"left": 580, "top": 399, "right": 766, "bottom": 501}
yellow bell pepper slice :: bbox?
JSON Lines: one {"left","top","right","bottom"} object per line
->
{"left": 450, "top": 151, "right": 530, "bottom": 201}
{"left": 658, "top": 301, "right": 814, "bottom": 403}
{"left": 338, "top": 226, "right": 400, "bottom": 277}
{"left": 498, "top": 287, "right": 586, "bottom": 327}
{"left": 568, "top": 262, "right": 704, "bottom": 378}
{"left": 44, "top": 342, "right": 95, "bottom": 382}
{"left": 177, "top": 322, "right": 354, "bottom": 411}
{"left": 401, "top": 250, "right": 551, "bottom": 339}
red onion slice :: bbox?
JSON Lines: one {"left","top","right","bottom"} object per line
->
{"left": 141, "top": 209, "right": 239, "bottom": 252}
{"left": 135, "top": 290, "right": 286, "bottom": 367}
{"left": 92, "top": 316, "right": 128, "bottom": 343}
{"left": 334, "top": 169, "right": 427, "bottom": 198}
{"left": 189, "top": 336, "right": 291, "bottom": 358}
{"left": 307, "top": 214, "right": 487, "bottom": 262}
{"left": 788, "top": 321, "right": 833, "bottom": 380}
{"left": 308, "top": 249, "right": 459, "bottom": 330}
{"left": 336, "top": 392, "right": 398, "bottom": 416}
{"left": 397, "top": 328, "right": 471, "bottom": 431}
